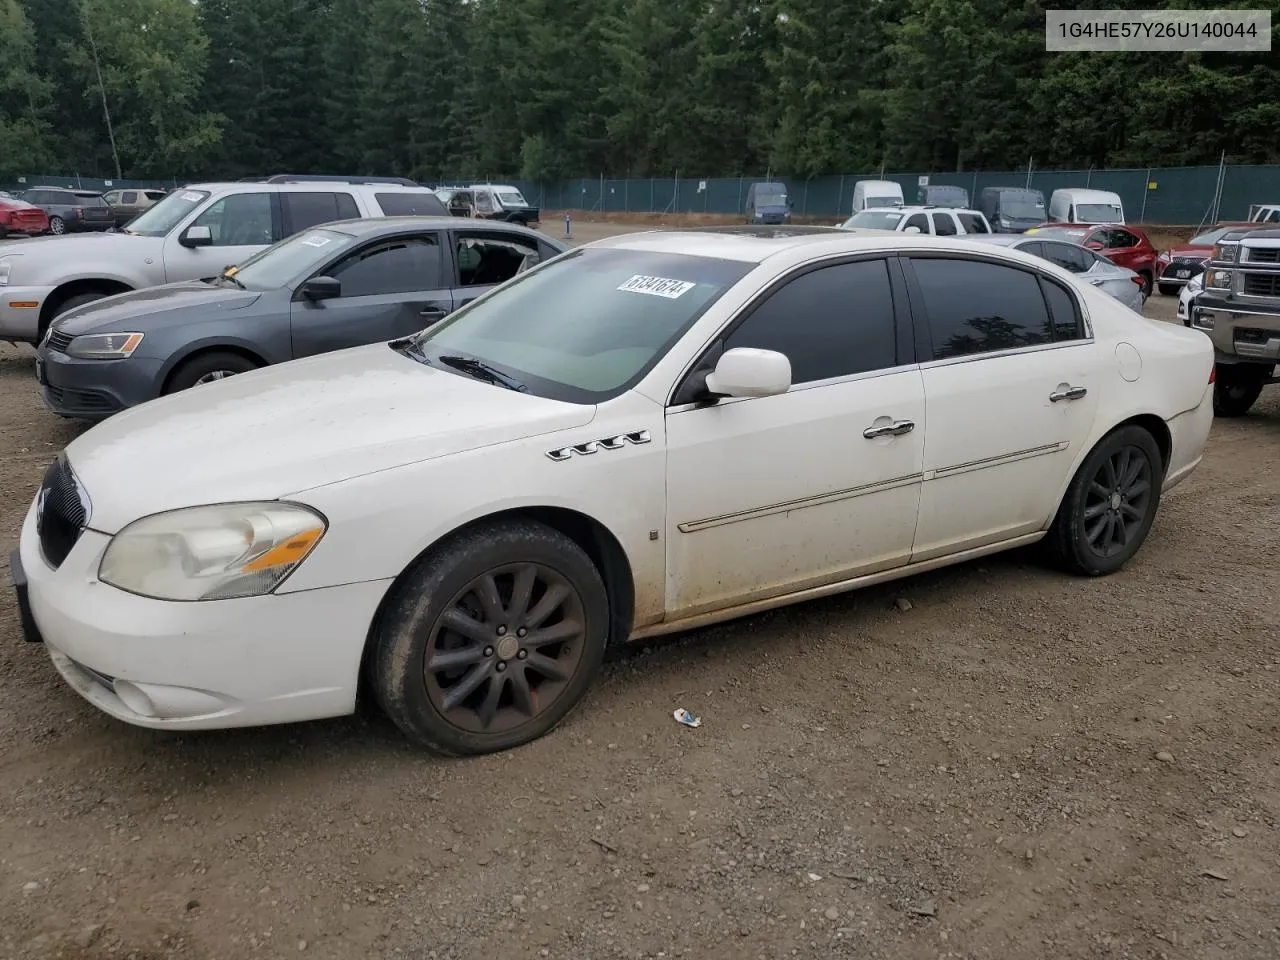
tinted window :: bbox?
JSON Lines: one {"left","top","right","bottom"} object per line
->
{"left": 1039, "top": 241, "right": 1091, "bottom": 273}
{"left": 145, "top": 190, "right": 168, "bottom": 200}
{"left": 1109, "top": 229, "right": 1139, "bottom": 248}
{"left": 51, "top": 192, "right": 76, "bottom": 204}
{"left": 191, "top": 192, "right": 276, "bottom": 246}
{"left": 374, "top": 191, "right": 447, "bottom": 217}
{"left": 912, "top": 258, "right": 1052, "bottom": 359}
{"left": 455, "top": 234, "right": 542, "bottom": 287}
{"left": 283, "top": 192, "right": 358, "bottom": 233}
{"left": 903, "top": 213, "right": 929, "bottom": 233}
{"left": 722, "top": 259, "right": 898, "bottom": 383}
{"left": 331, "top": 238, "right": 441, "bottom": 296}
{"left": 1042, "top": 278, "right": 1084, "bottom": 341}
{"left": 121, "top": 191, "right": 138, "bottom": 204}
{"left": 931, "top": 213, "right": 958, "bottom": 236}
{"left": 957, "top": 213, "right": 988, "bottom": 234}
{"left": 76, "top": 194, "right": 107, "bottom": 207}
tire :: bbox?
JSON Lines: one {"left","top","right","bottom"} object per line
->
{"left": 1212, "top": 367, "right": 1265, "bottom": 417}
{"left": 164, "top": 351, "right": 260, "bottom": 394}
{"left": 1045, "top": 424, "right": 1164, "bottom": 577}
{"left": 49, "top": 216, "right": 65, "bottom": 235}
{"left": 371, "top": 519, "right": 609, "bottom": 755}
{"left": 1158, "top": 282, "right": 1177, "bottom": 296}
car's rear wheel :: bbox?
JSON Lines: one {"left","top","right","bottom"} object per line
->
{"left": 49, "top": 216, "right": 65, "bottom": 235}
{"left": 164, "top": 351, "right": 260, "bottom": 394}
{"left": 1212, "top": 366, "right": 1266, "bottom": 417}
{"left": 372, "top": 519, "right": 609, "bottom": 755}
{"left": 1045, "top": 425, "right": 1163, "bottom": 577}
{"left": 1158, "top": 282, "right": 1177, "bottom": 296}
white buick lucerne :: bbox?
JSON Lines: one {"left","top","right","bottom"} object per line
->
{"left": 13, "top": 227, "right": 1216, "bottom": 755}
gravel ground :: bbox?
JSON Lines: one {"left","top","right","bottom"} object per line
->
{"left": 1, "top": 231, "right": 1278, "bottom": 960}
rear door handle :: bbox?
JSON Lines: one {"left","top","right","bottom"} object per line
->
{"left": 863, "top": 419, "right": 915, "bottom": 439}
{"left": 1049, "top": 386, "right": 1087, "bottom": 402}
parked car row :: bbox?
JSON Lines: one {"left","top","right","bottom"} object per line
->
{"left": 11, "top": 221, "right": 1216, "bottom": 756}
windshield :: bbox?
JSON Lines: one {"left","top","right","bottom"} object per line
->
{"left": 755, "top": 189, "right": 787, "bottom": 205}
{"left": 867, "top": 196, "right": 899, "bottom": 209}
{"left": 846, "top": 211, "right": 905, "bottom": 229}
{"left": 227, "top": 228, "right": 352, "bottom": 290}
{"left": 1073, "top": 203, "right": 1122, "bottom": 223}
{"left": 1000, "top": 197, "right": 1046, "bottom": 220}
{"left": 497, "top": 190, "right": 528, "bottom": 207}
{"left": 124, "top": 189, "right": 210, "bottom": 237}
{"left": 409, "top": 248, "right": 752, "bottom": 403}
{"left": 1188, "top": 226, "right": 1235, "bottom": 246}
{"left": 75, "top": 194, "right": 107, "bottom": 207}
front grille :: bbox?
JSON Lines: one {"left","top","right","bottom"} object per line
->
{"left": 1246, "top": 247, "right": 1280, "bottom": 264}
{"left": 1235, "top": 327, "right": 1275, "bottom": 345}
{"left": 45, "top": 329, "right": 74, "bottom": 353}
{"left": 43, "top": 384, "right": 119, "bottom": 413}
{"left": 1242, "top": 272, "right": 1280, "bottom": 297}
{"left": 36, "top": 457, "right": 89, "bottom": 569}
{"left": 1161, "top": 258, "right": 1207, "bottom": 279}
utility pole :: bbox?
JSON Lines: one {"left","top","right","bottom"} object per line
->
{"left": 82, "top": 2, "right": 122, "bottom": 180}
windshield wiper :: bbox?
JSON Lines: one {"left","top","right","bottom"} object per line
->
{"left": 437, "top": 354, "right": 526, "bottom": 392}
{"left": 219, "top": 272, "right": 246, "bottom": 290}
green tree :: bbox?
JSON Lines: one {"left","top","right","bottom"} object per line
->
{"left": 0, "top": 0, "right": 56, "bottom": 177}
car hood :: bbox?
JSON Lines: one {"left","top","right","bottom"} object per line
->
{"left": 65, "top": 344, "right": 597, "bottom": 533}
{"left": 52, "top": 281, "right": 262, "bottom": 334}
{"left": 1161, "top": 245, "right": 1212, "bottom": 259}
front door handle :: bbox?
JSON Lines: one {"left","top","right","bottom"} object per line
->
{"left": 419, "top": 307, "right": 448, "bottom": 323}
{"left": 1049, "top": 386, "right": 1088, "bottom": 402}
{"left": 863, "top": 419, "right": 915, "bottom": 439}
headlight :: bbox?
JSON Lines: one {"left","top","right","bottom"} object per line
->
{"left": 1213, "top": 242, "right": 1237, "bottom": 263}
{"left": 65, "top": 332, "right": 144, "bottom": 359}
{"left": 1187, "top": 274, "right": 1204, "bottom": 295}
{"left": 99, "top": 502, "right": 327, "bottom": 601}
{"left": 1206, "top": 269, "right": 1232, "bottom": 290}
{"left": 0, "top": 256, "right": 14, "bottom": 285}
{"left": 998, "top": 217, "right": 1011, "bottom": 227}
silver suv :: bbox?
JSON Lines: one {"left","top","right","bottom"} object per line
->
{"left": 0, "top": 178, "right": 448, "bottom": 344}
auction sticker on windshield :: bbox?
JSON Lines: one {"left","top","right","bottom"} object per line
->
{"left": 617, "top": 275, "right": 696, "bottom": 299}
{"left": 181, "top": 192, "right": 204, "bottom": 202}
{"left": 300, "top": 234, "right": 332, "bottom": 247}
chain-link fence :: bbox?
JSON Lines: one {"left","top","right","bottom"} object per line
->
{"left": 6, "top": 165, "right": 1279, "bottom": 225}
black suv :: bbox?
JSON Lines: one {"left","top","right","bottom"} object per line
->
{"left": 21, "top": 187, "right": 116, "bottom": 235}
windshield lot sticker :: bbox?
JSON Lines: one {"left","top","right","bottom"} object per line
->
{"left": 617, "top": 275, "right": 696, "bottom": 299}
{"left": 181, "top": 192, "right": 204, "bottom": 202}
{"left": 300, "top": 234, "right": 332, "bottom": 247}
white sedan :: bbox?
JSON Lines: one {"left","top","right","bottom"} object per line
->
{"left": 13, "top": 228, "right": 1216, "bottom": 755}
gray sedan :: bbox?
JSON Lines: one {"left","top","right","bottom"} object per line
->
{"left": 966, "top": 234, "right": 1146, "bottom": 312}
{"left": 35, "top": 217, "right": 566, "bottom": 420}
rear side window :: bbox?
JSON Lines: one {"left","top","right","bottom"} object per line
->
{"left": 931, "top": 213, "right": 958, "bottom": 236}
{"left": 374, "top": 192, "right": 448, "bottom": 217}
{"left": 284, "top": 192, "right": 358, "bottom": 233}
{"left": 722, "top": 259, "right": 899, "bottom": 383}
{"left": 911, "top": 257, "right": 1053, "bottom": 359}
{"left": 1039, "top": 241, "right": 1091, "bottom": 274}
{"left": 957, "top": 213, "right": 988, "bottom": 234}
{"left": 331, "top": 237, "right": 442, "bottom": 296}
{"left": 121, "top": 191, "right": 138, "bottom": 204}
{"left": 1041, "top": 277, "right": 1085, "bottom": 341}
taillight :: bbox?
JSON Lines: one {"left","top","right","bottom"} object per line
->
{"left": 1209, "top": 365, "right": 1216, "bottom": 384}
{"left": 74, "top": 207, "right": 84, "bottom": 217}
{"left": 1131, "top": 275, "right": 1144, "bottom": 286}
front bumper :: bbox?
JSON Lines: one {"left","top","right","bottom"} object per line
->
{"left": 35, "top": 347, "right": 165, "bottom": 420}
{"left": 1157, "top": 262, "right": 1207, "bottom": 287}
{"left": 17, "top": 502, "right": 391, "bottom": 731}
{"left": 0, "top": 284, "right": 55, "bottom": 341}
{"left": 1191, "top": 301, "right": 1280, "bottom": 364}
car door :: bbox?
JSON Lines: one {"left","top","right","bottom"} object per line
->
{"left": 448, "top": 230, "right": 545, "bottom": 308}
{"left": 289, "top": 232, "right": 452, "bottom": 358}
{"left": 663, "top": 256, "right": 926, "bottom": 618}
{"left": 904, "top": 254, "right": 1101, "bottom": 560}
{"left": 162, "top": 191, "right": 281, "bottom": 281}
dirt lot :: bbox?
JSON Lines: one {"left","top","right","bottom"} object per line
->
{"left": 1, "top": 228, "right": 1278, "bottom": 960}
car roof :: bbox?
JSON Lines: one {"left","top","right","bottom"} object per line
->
{"left": 179, "top": 182, "right": 440, "bottom": 193}
{"left": 590, "top": 227, "right": 1014, "bottom": 264}
{"left": 861, "top": 205, "right": 984, "bottom": 215}
{"left": 303, "top": 216, "right": 543, "bottom": 238}
{"left": 1052, "top": 188, "right": 1121, "bottom": 201}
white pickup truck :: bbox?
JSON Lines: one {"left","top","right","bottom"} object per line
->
{"left": 0, "top": 178, "right": 447, "bottom": 344}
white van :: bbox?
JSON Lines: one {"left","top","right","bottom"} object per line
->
{"left": 852, "top": 180, "right": 904, "bottom": 213}
{"left": 1048, "top": 188, "right": 1125, "bottom": 225}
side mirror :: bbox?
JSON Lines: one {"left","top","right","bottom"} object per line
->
{"left": 704, "top": 348, "right": 791, "bottom": 399}
{"left": 903, "top": 225, "right": 922, "bottom": 235}
{"left": 299, "top": 276, "right": 341, "bottom": 301}
{"left": 180, "top": 225, "right": 212, "bottom": 248}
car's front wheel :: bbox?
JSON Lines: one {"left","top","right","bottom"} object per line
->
{"left": 164, "top": 351, "right": 260, "bottom": 394}
{"left": 1212, "top": 366, "right": 1266, "bottom": 417}
{"left": 1045, "top": 425, "right": 1163, "bottom": 577}
{"left": 372, "top": 519, "right": 609, "bottom": 755}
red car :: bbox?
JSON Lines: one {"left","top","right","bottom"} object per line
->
{"left": 1153, "top": 222, "right": 1253, "bottom": 296}
{"left": 1026, "top": 223, "right": 1158, "bottom": 296}
{"left": 0, "top": 195, "right": 50, "bottom": 239}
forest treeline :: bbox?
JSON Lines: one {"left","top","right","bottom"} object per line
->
{"left": 2, "top": 0, "right": 1278, "bottom": 183}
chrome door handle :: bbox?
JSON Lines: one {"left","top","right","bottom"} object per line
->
{"left": 1049, "top": 386, "right": 1087, "bottom": 402}
{"left": 863, "top": 419, "right": 915, "bottom": 439}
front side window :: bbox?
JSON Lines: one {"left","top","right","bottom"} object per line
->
{"left": 903, "top": 213, "right": 930, "bottom": 233}
{"left": 409, "top": 248, "right": 752, "bottom": 402}
{"left": 191, "top": 192, "right": 275, "bottom": 246}
{"left": 330, "top": 237, "right": 442, "bottom": 297}
{"left": 720, "top": 259, "right": 898, "bottom": 384}
{"left": 127, "top": 189, "right": 211, "bottom": 237}
{"left": 455, "top": 234, "right": 541, "bottom": 287}
{"left": 911, "top": 257, "right": 1053, "bottom": 360}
